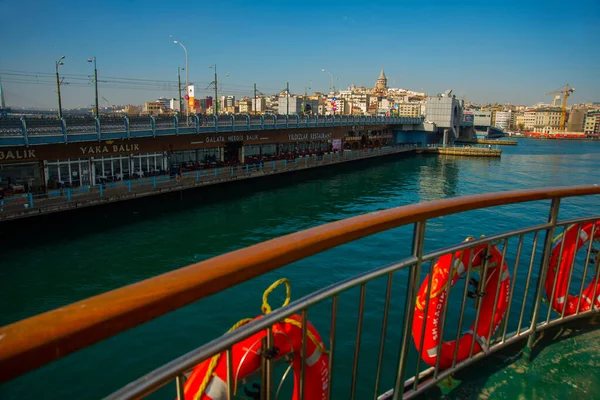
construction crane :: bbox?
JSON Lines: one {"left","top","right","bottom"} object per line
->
{"left": 546, "top": 83, "right": 575, "bottom": 131}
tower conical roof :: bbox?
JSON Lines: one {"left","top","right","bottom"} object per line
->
{"left": 378, "top": 67, "right": 386, "bottom": 80}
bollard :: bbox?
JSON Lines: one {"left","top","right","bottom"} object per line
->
{"left": 284, "top": 159, "right": 287, "bottom": 168}
{"left": 28, "top": 193, "right": 34, "bottom": 208}
{"left": 100, "top": 184, "right": 104, "bottom": 197}
{"left": 231, "top": 166, "right": 234, "bottom": 176}
{"left": 67, "top": 188, "right": 71, "bottom": 201}
{"left": 260, "top": 163, "right": 263, "bottom": 172}
{"left": 272, "top": 161, "right": 275, "bottom": 170}
{"left": 214, "top": 168, "right": 217, "bottom": 177}
{"left": 128, "top": 180, "right": 132, "bottom": 192}
{"left": 246, "top": 164, "right": 249, "bottom": 173}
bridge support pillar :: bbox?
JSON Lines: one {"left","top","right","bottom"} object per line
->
{"left": 443, "top": 129, "right": 450, "bottom": 148}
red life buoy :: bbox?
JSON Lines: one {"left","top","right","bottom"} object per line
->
{"left": 545, "top": 221, "right": 600, "bottom": 315}
{"left": 183, "top": 314, "right": 329, "bottom": 400}
{"left": 412, "top": 242, "right": 510, "bottom": 369}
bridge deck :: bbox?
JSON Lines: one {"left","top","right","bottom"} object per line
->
{"left": 1, "top": 115, "right": 423, "bottom": 146}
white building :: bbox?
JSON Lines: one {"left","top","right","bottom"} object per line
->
{"left": 377, "top": 98, "right": 392, "bottom": 116}
{"left": 238, "top": 100, "right": 251, "bottom": 113}
{"left": 473, "top": 111, "right": 492, "bottom": 127}
{"left": 278, "top": 95, "right": 319, "bottom": 115}
{"left": 338, "top": 91, "right": 370, "bottom": 114}
{"left": 494, "top": 111, "right": 512, "bottom": 130}
{"left": 396, "top": 102, "right": 422, "bottom": 117}
{"left": 325, "top": 97, "right": 348, "bottom": 115}
{"left": 169, "top": 99, "right": 181, "bottom": 112}
{"left": 523, "top": 111, "right": 536, "bottom": 130}
{"left": 156, "top": 97, "right": 177, "bottom": 111}
{"left": 252, "top": 97, "right": 266, "bottom": 114}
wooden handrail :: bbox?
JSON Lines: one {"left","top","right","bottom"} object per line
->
{"left": 1, "top": 185, "right": 599, "bottom": 383}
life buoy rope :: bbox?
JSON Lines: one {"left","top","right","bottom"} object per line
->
{"left": 412, "top": 238, "right": 510, "bottom": 369}
{"left": 184, "top": 278, "right": 329, "bottom": 400}
{"left": 545, "top": 221, "right": 600, "bottom": 315}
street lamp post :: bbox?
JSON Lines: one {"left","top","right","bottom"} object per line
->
{"left": 55, "top": 56, "right": 65, "bottom": 119}
{"left": 177, "top": 67, "right": 184, "bottom": 114}
{"left": 173, "top": 40, "right": 188, "bottom": 121}
{"left": 322, "top": 68, "right": 335, "bottom": 92}
{"left": 322, "top": 68, "right": 336, "bottom": 116}
{"left": 87, "top": 57, "right": 99, "bottom": 118}
{"left": 303, "top": 83, "right": 311, "bottom": 116}
{"left": 209, "top": 64, "right": 218, "bottom": 115}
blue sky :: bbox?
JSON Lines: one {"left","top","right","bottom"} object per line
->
{"left": 1, "top": 0, "right": 599, "bottom": 109}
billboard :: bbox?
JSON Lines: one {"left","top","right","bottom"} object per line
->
{"left": 463, "top": 111, "right": 474, "bottom": 123}
{"left": 188, "top": 86, "right": 195, "bottom": 109}
{"left": 332, "top": 139, "right": 342, "bottom": 151}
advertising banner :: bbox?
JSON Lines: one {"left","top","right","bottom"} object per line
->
{"left": 332, "top": 139, "right": 342, "bottom": 151}
{"left": 188, "top": 85, "right": 195, "bottom": 109}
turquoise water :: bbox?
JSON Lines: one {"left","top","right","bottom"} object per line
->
{"left": 1, "top": 139, "right": 600, "bottom": 399}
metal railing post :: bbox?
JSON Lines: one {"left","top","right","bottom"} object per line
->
{"left": 61, "top": 118, "right": 68, "bottom": 143}
{"left": 393, "top": 220, "right": 426, "bottom": 400}
{"left": 128, "top": 180, "right": 132, "bottom": 192}
{"left": 28, "top": 193, "right": 34, "bottom": 208}
{"left": 153, "top": 177, "right": 157, "bottom": 188}
{"left": 95, "top": 117, "right": 101, "bottom": 141}
{"left": 99, "top": 184, "right": 103, "bottom": 197}
{"left": 21, "top": 117, "right": 28, "bottom": 146}
{"left": 260, "top": 327, "right": 274, "bottom": 400}
{"left": 524, "top": 197, "right": 561, "bottom": 359}
{"left": 124, "top": 116, "right": 130, "bottom": 139}
{"left": 66, "top": 188, "right": 71, "bottom": 201}
{"left": 175, "top": 375, "right": 185, "bottom": 400}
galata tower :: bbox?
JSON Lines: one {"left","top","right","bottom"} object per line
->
{"left": 375, "top": 67, "right": 387, "bottom": 91}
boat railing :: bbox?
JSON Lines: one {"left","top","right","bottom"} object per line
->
{"left": 1, "top": 185, "right": 599, "bottom": 399}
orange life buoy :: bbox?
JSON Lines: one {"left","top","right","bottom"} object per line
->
{"left": 412, "top": 242, "right": 510, "bottom": 369}
{"left": 176, "top": 175, "right": 182, "bottom": 183}
{"left": 545, "top": 221, "right": 600, "bottom": 315}
{"left": 183, "top": 314, "right": 329, "bottom": 400}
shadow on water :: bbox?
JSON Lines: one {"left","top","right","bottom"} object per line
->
{"left": 0, "top": 152, "right": 418, "bottom": 250}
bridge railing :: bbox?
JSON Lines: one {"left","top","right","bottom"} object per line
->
{"left": 128, "top": 117, "right": 152, "bottom": 132}
{"left": 22, "top": 118, "right": 64, "bottom": 136}
{"left": 154, "top": 115, "right": 175, "bottom": 130}
{"left": 1, "top": 185, "right": 599, "bottom": 400}
{"left": 100, "top": 117, "right": 128, "bottom": 134}
{"left": 0, "top": 118, "right": 23, "bottom": 136}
